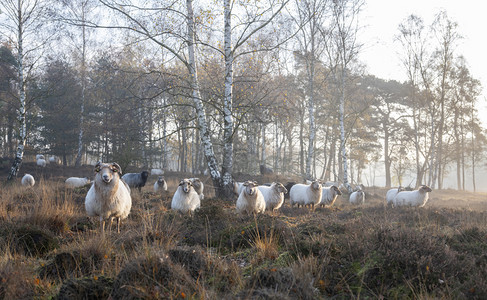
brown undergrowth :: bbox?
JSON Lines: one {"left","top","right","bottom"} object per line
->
{"left": 0, "top": 178, "right": 486, "bottom": 299}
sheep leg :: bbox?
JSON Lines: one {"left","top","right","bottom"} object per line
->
{"left": 117, "top": 217, "right": 121, "bottom": 233}
{"left": 100, "top": 218, "right": 105, "bottom": 236}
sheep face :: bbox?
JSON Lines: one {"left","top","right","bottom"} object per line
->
{"left": 157, "top": 176, "right": 165, "bottom": 184}
{"left": 179, "top": 179, "right": 193, "bottom": 193}
{"left": 95, "top": 162, "right": 122, "bottom": 183}
{"left": 141, "top": 171, "right": 149, "bottom": 181}
{"left": 243, "top": 181, "right": 258, "bottom": 196}
{"left": 310, "top": 180, "right": 321, "bottom": 191}
{"left": 332, "top": 185, "right": 342, "bottom": 195}
{"left": 420, "top": 185, "right": 432, "bottom": 193}
{"left": 274, "top": 182, "right": 287, "bottom": 194}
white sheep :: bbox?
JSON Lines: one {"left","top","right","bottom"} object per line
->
{"left": 319, "top": 185, "right": 342, "bottom": 207}
{"left": 233, "top": 181, "right": 245, "bottom": 196}
{"left": 153, "top": 176, "right": 168, "bottom": 193}
{"left": 171, "top": 178, "right": 201, "bottom": 214}
{"left": 21, "top": 174, "right": 35, "bottom": 187}
{"left": 85, "top": 162, "right": 132, "bottom": 235}
{"left": 392, "top": 185, "right": 432, "bottom": 207}
{"left": 385, "top": 187, "right": 404, "bottom": 205}
{"left": 289, "top": 180, "right": 322, "bottom": 208}
{"left": 65, "top": 177, "right": 91, "bottom": 188}
{"left": 349, "top": 190, "right": 365, "bottom": 205}
{"left": 49, "top": 156, "right": 61, "bottom": 164}
{"left": 36, "top": 154, "right": 45, "bottom": 160}
{"left": 151, "top": 168, "right": 164, "bottom": 176}
{"left": 36, "top": 158, "right": 47, "bottom": 167}
{"left": 236, "top": 181, "right": 266, "bottom": 214}
{"left": 189, "top": 177, "right": 204, "bottom": 200}
{"left": 258, "top": 182, "right": 287, "bottom": 212}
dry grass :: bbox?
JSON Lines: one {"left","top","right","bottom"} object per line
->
{"left": 0, "top": 178, "right": 487, "bottom": 299}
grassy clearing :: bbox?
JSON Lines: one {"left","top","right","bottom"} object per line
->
{"left": 0, "top": 178, "right": 486, "bottom": 299}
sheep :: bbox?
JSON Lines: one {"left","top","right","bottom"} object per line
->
{"left": 151, "top": 168, "right": 164, "bottom": 176}
{"left": 36, "top": 154, "right": 45, "bottom": 160}
{"left": 189, "top": 177, "right": 204, "bottom": 200}
{"left": 36, "top": 158, "right": 47, "bottom": 167}
{"left": 284, "top": 181, "right": 296, "bottom": 199}
{"left": 319, "top": 185, "right": 342, "bottom": 207}
{"left": 385, "top": 187, "right": 404, "bottom": 205}
{"left": 349, "top": 190, "right": 365, "bottom": 205}
{"left": 258, "top": 182, "right": 287, "bottom": 212}
{"left": 65, "top": 177, "right": 91, "bottom": 188}
{"left": 259, "top": 164, "right": 274, "bottom": 175}
{"left": 233, "top": 181, "right": 245, "bottom": 196}
{"left": 236, "top": 181, "right": 266, "bottom": 214}
{"left": 289, "top": 180, "right": 322, "bottom": 209}
{"left": 49, "top": 156, "right": 61, "bottom": 164}
{"left": 171, "top": 178, "right": 200, "bottom": 214}
{"left": 21, "top": 174, "right": 35, "bottom": 187}
{"left": 121, "top": 171, "right": 149, "bottom": 192}
{"left": 153, "top": 176, "right": 168, "bottom": 193}
{"left": 85, "top": 162, "right": 132, "bottom": 235}
{"left": 392, "top": 185, "right": 432, "bottom": 207}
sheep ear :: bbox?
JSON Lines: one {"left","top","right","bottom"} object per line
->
{"left": 94, "top": 161, "right": 101, "bottom": 172}
{"left": 179, "top": 180, "right": 184, "bottom": 186}
{"left": 112, "top": 163, "right": 122, "bottom": 174}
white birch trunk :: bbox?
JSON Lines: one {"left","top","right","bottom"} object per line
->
{"left": 8, "top": 3, "right": 26, "bottom": 181}
{"left": 186, "top": 0, "right": 222, "bottom": 191}
{"left": 222, "top": 0, "right": 234, "bottom": 194}
{"left": 75, "top": 7, "right": 87, "bottom": 167}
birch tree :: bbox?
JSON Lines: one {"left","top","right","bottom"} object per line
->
{"left": 0, "top": 0, "right": 57, "bottom": 180}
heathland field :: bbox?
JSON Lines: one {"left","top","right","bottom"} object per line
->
{"left": 0, "top": 162, "right": 487, "bottom": 299}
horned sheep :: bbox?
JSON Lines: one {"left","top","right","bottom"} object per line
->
{"left": 392, "top": 185, "right": 432, "bottom": 207}
{"left": 171, "top": 178, "right": 201, "bottom": 214}
{"left": 289, "top": 180, "right": 322, "bottom": 208}
{"left": 236, "top": 181, "right": 266, "bottom": 214}
{"left": 153, "top": 176, "right": 168, "bottom": 193}
{"left": 85, "top": 162, "right": 132, "bottom": 234}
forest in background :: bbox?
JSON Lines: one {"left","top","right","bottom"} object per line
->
{"left": 0, "top": 0, "right": 485, "bottom": 197}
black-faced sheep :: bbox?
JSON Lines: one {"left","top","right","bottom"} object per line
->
{"left": 236, "top": 181, "right": 266, "bottom": 214}
{"left": 21, "top": 174, "right": 35, "bottom": 187}
{"left": 153, "top": 176, "right": 168, "bottom": 193}
{"left": 85, "top": 162, "right": 132, "bottom": 235}
{"left": 171, "top": 178, "right": 200, "bottom": 214}
{"left": 289, "top": 180, "right": 322, "bottom": 208}
{"left": 121, "top": 171, "right": 149, "bottom": 192}
{"left": 392, "top": 185, "right": 432, "bottom": 207}
{"left": 258, "top": 182, "right": 287, "bottom": 212}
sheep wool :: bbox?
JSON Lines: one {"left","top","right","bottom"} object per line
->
{"left": 258, "top": 182, "right": 287, "bottom": 212}
{"left": 386, "top": 187, "right": 404, "bottom": 205}
{"left": 171, "top": 178, "right": 200, "bottom": 214}
{"left": 65, "top": 177, "right": 91, "bottom": 188}
{"left": 189, "top": 178, "right": 204, "bottom": 200}
{"left": 320, "top": 185, "right": 342, "bottom": 207}
{"left": 349, "top": 190, "right": 365, "bottom": 205}
{"left": 236, "top": 181, "right": 266, "bottom": 214}
{"left": 36, "top": 158, "right": 46, "bottom": 167}
{"left": 393, "top": 185, "right": 432, "bottom": 207}
{"left": 153, "top": 176, "right": 168, "bottom": 193}
{"left": 122, "top": 171, "right": 149, "bottom": 192}
{"left": 85, "top": 162, "right": 132, "bottom": 234}
{"left": 289, "top": 181, "right": 322, "bottom": 208}
{"left": 21, "top": 174, "right": 35, "bottom": 187}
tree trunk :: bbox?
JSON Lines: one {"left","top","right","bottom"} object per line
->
{"left": 221, "top": 0, "right": 235, "bottom": 197}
